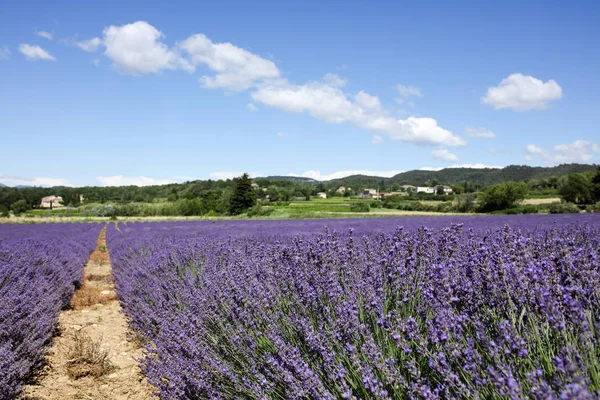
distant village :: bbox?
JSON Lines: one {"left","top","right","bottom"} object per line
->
{"left": 315, "top": 184, "right": 453, "bottom": 199}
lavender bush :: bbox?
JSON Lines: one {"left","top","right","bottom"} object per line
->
{"left": 108, "top": 215, "right": 600, "bottom": 399}
{"left": 0, "top": 223, "right": 101, "bottom": 399}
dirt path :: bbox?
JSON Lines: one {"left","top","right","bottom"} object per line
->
{"left": 24, "top": 226, "right": 154, "bottom": 400}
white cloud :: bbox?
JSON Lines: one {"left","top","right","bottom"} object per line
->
{"left": 247, "top": 103, "right": 258, "bottom": 111}
{"left": 371, "top": 134, "right": 383, "bottom": 144}
{"left": 465, "top": 127, "right": 496, "bottom": 139}
{"left": 288, "top": 170, "right": 405, "bottom": 181}
{"left": 525, "top": 140, "right": 599, "bottom": 165}
{"left": 322, "top": 73, "right": 346, "bottom": 87}
{"left": 432, "top": 148, "right": 459, "bottom": 162}
{"left": 252, "top": 80, "right": 465, "bottom": 146}
{"left": 96, "top": 175, "right": 177, "bottom": 186}
{"left": 179, "top": 33, "right": 279, "bottom": 90}
{"left": 80, "top": 21, "right": 462, "bottom": 147}
{"left": 102, "top": 21, "right": 190, "bottom": 74}
{"left": 19, "top": 44, "right": 56, "bottom": 61}
{"left": 396, "top": 84, "right": 423, "bottom": 98}
{"left": 0, "top": 174, "right": 71, "bottom": 187}
{"left": 77, "top": 37, "right": 101, "bottom": 52}
{"left": 35, "top": 31, "right": 53, "bottom": 40}
{"left": 355, "top": 90, "right": 381, "bottom": 110}
{"left": 0, "top": 47, "right": 9, "bottom": 60}
{"left": 277, "top": 132, "right": 293, "bottom": 138}
{"left": 482, "top": 73, "right": 563, "bottom": 111}
{"left": 420, "top": 163, "right": 503, "bottom": 171}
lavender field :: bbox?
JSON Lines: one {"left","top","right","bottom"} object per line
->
{"left": 0, "top": 223, "right": 101, "bottom": 398}
{"left": 108, "top": 214, "right": 600, "bottom": 399}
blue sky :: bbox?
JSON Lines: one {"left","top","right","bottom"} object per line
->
{"left": 1, "top": 0, "right": 599, "bottom": 187}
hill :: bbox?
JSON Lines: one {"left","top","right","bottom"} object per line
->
{"left": 324, "top": 164, "right": 597, "bottom": 188}
{"left": 260, "top": 176, "right": 318, "bottom": 184}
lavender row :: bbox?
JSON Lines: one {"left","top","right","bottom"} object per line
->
{"left": 0, "top": 223, "right": 102, "bottom": 399}
{"left": 108, "top": 216, "right": 600, "bottom": 399}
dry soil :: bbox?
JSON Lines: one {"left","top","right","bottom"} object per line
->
{"left": 23, "top": 226, "right": 155, "bottom": 400}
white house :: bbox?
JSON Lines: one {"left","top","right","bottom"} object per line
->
{"left": 359, "top": 189, "right": 380, "bottom": 200}
{"left": 40, "top": 195, "right": 64, "bottom": 209}
{"left": 316, "top": 192, "right": 327, "bottom": 199}
{"left": 416, "top": 187, "right": 435, "bottom": 194}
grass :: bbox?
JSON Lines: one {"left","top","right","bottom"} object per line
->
{"left": 71, "top": 283, "right": 117, "bottom": 309}
{"left": 60, "top": 331, "right": 113, "bottom": 379}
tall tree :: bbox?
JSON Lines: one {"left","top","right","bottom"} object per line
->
{"left": 229, "top": 173, "right": 256, "bottom": 215}
{"left": 592, "top": 166, "right": 600, "bottom": 202}
{"left": 559, "top": 173, "right": 592, "bottom": 204}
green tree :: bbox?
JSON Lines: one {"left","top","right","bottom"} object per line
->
{"left": 478, "top": 181, "right": 528, "bottom": 212}
{"left": 456, "top": 193, "right": 476, "bottom": 213}
{"left": 11, "top": 199, "right": 29, "bottom": 214}
{"left": 591, "top": 166, "right": 600, "bottom": 202}
{"left": 0, "top": 204, "right": 9, "bottom": 218}
{"left": 229, "top": 173, "right": 256, "bottom": 215}
{"left": 559, "top": 173, "right": 592, "bottom": 204}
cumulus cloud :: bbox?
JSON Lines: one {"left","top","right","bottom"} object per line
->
{"left": 0, "top": 47, "right": 9, "bottom": 60}
{"left": 525, "top": 140, "right": 599, "bottom": 164}
{"left": 432, "top": 148, "right": 459, "bottom": 162}
{"left": 252, "top": 79, "right": 465, "bottom": 146}
{"left": 247, "top": 103, "right": 258, "bottom": 111}
{"left": 35, "top": 31, "right": 53, "bottom": 40}
{"left": 19, "top": 44, "right": 56, "bottom": 61}
{"left": 96, "top": 175, "right": 177, "bottom": 186}
{"left": 77, "top": 37, "right": 101, "bottom": 52}
{"left": 81, "top": 21, "right": 462, "bottom": 146}
{"left": 355, "top": 91, "right": 381, "bottom": 110}
{"left": 482, "top": 73, "right": 562, "bottom": 111}
{"left": 0, "top": 174, "right": 71, "bottom": 187}
{"left": 465, "top": 127, "right": 496, "bottom": 139}
{"left": 86, "top": 21, "right": 278, "bottom": 87}
{"left": 102, "top": 21, "right": 191, "bottom": 74}
{"left": 179, "top": 33, "right": 279, "bottom": 90}
{"left": 396, "top": 84, "right": 423, "bottom": 98}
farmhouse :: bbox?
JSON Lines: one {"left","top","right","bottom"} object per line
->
{"left": 40, "top": 195, "right": 64, "bottom": 209}
{"left": 415, "top": 185, "right": 453, "bottom": 195}
{"left": 359, "top": 189, "right": 380, "bottom": 200}
{"left": 416, "top": 187, "right": 435, "bottom": 194}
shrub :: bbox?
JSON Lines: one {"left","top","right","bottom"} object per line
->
{"left": 247, "top": 205, "right": 274, "bottom": 218}
{"left": 478, "top": 182, "right": 528, "bottom": 212}
{"left": 10, "top": 199, "right": 28, "bottom": 214}
{"left": 92, "top": 204, "right": 116, "bottom": 217}
{"left": 61, "top": 331, "right": 113, "bottom": 379}
{"left": 548, "top": 203, "right": 580, "bottom": 214}
{"left": 350, "top": 203, "right": 370, "bottom": 212}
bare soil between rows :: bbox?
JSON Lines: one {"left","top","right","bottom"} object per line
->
{"left": 23, "top": 226, "right": 154, "bottom": 400}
